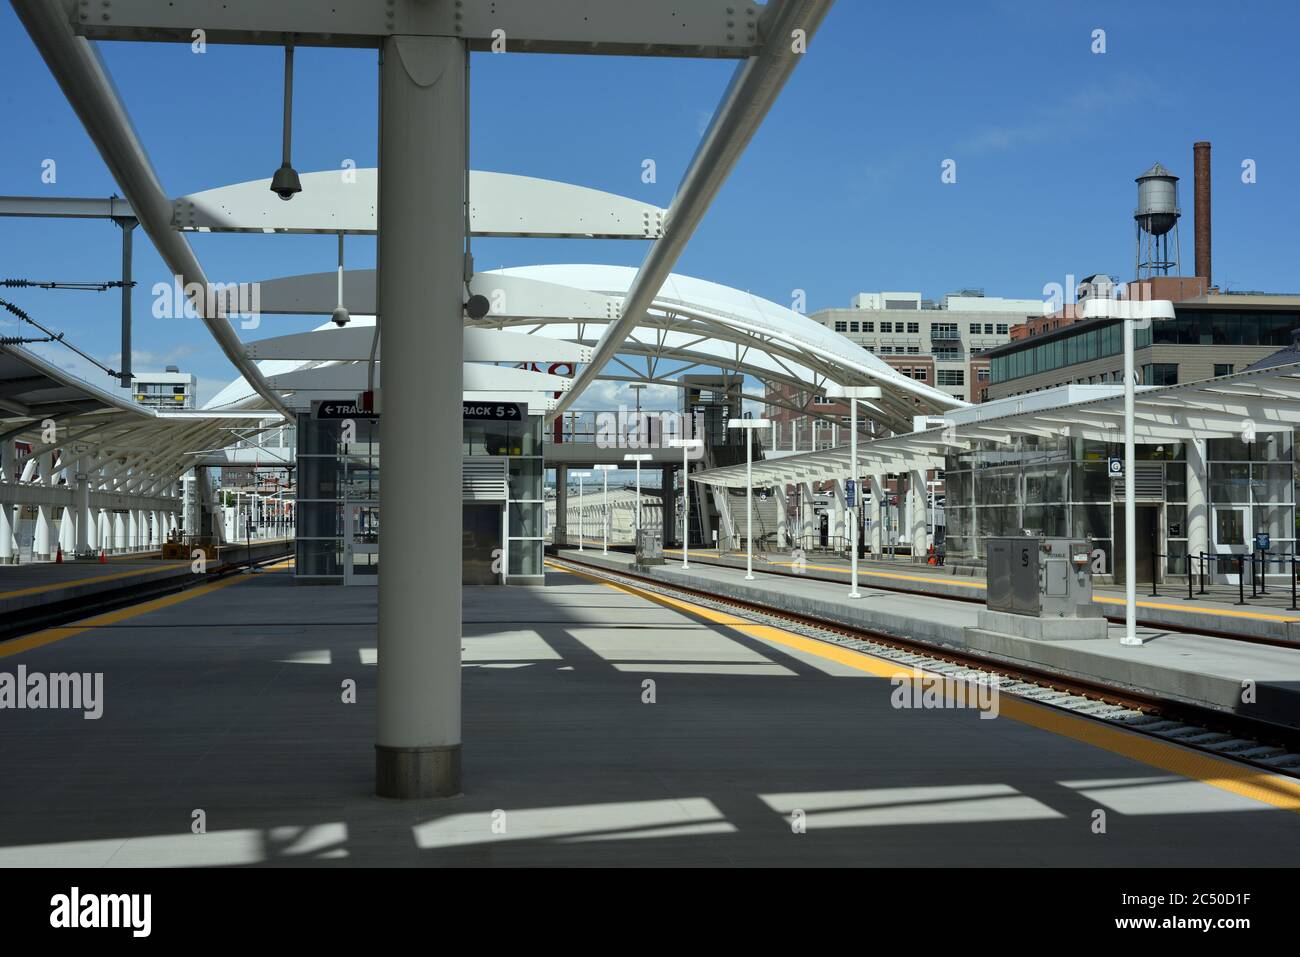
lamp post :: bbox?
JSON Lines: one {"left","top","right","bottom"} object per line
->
{"left": 1082, "top": 297, "right": 1176, "bottom": 647}
{"left": 571, "top": 471, "right": 591, "bottom": 551}
{"left": 623, "top": 453, "right": 652, "bottom": 542}
{"left": 629, "top": 383, "right": 647, "bottom": 446}
{"left": 727, "top": 417, "right": 772, "bottom": 581}
{"left": 667, "top": 438, "right": 704, "bottom": 569}
{"left": 594, "top": 464, "right": 616, "bottom": 553}
{"left": 828, "top": 385, "right": 882, "bottom": 599}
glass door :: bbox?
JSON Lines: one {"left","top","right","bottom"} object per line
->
{"left": 1212, "top": 505, "right": 1248, "bottom": 584}
{"left": 344, "top": 501, "right": 379, "bottom": 586}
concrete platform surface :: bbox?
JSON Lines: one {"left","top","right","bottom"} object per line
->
{"left": 566, "top": 549, "right": 1300, "bottom": 731}
{"left": 640, "top": 545, "right": 1300, "bottom": 642}
{"left": 0, "top": 564, "right": 1296, "bottom": 866}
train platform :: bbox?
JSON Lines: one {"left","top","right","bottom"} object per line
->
{"left": 0, "top": 561, "right": 1297, "bottom": 867}
{"left": 629, "top": 545, "right": 1300, "bottom": 644}
{"left": 0, "top": 539, "right": 295, "bottom": 638}
{"left": 558, "top": 547, "right": 1300, "bottom": 735}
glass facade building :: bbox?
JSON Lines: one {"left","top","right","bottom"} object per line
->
{"left": 942, "top": 432, "right": 1294, "bottom": 579}
{"left": 295, "top": 407, "right": 545, "bottom": 584}
{"left": 990, "top": 310, "right": 1300, "bottom": 385}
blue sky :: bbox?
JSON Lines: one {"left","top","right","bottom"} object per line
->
{"left": 1, "top": 0, "right": 1297, "bottom": 407}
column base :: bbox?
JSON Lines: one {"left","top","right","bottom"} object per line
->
{"left": 375, "top": 743, "right": 461, "bottom": 799}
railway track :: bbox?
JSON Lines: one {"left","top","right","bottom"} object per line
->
{"left": 549, "top": 554, "right": 1300, "bottom": 781}
{"left": 0, "top": 549, "right": 294, "bottom": 642}
{"left": 648, "top": 549, "right": 1300, "bottom": 650}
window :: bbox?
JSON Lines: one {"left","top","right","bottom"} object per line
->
{"left": 977, "top": 367, "right": 990, "bottom": 381}
{"left": 937, "top": 370, "right": 965, "bottom": 386}
{"left": 931, "top": 322, "right": 959, "bottom": 340}
{"left": 1141, "top": 363, "right": 1178, "bottom": 386}
{"left": 995, "top": 324, "right": 1008, "bottom": 334}
{"left": 849, "top": 321, "right": 860, "bottom": 332}
{"left": 879, "top": 346, "right": 893, "bottom": 354}
{"left": 812, "top": 395, "right": 832, "bottom": 405}
{"left": 880, "top": 321, "right": 892, "bottom": 333}
{"left": 834, "top": 321, "right": 847, "bottom": 332}
{"left": 1214, "top": 363, "right": 1234, "bottom": 377}
{"left": 906, "top": 321, "right": 920, "bottom": 333}
{"left": 913, "top": 368, "right": 928, "bottom": 380}
{"left": 984, "top": 323, "right": 995, "bottom": 334}
{"left": 861, "top": 321, "right": 874, "bottom": 332}
{"left": 907, "top": 346, "right": 920, "bottom": 354}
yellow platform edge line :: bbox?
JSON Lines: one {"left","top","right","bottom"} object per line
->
{"left": 0, "top": 560, "right": 293, "bottom": 659}
{"left": 659, "top": 550, "right": 1300, "bottom": 624}
{"left": 548, "top": 559, "right": 1300, "bottom": 814}
{"left": 0, "top": 561, "right": 191, "bottom": 601}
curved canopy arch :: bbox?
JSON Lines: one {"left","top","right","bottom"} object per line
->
{"left": 214, "top": 265, "right": 965, "bottom": 433}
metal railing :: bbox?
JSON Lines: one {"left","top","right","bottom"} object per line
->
{"left": 1144, "top": 550, "right": 1300, "bottom": 611}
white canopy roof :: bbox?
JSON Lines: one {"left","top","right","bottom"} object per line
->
{"left": 690, "top": 362, "right": 1300, "bottom": 488}
{"left": 212, "top": 264, "right": 964, "bottom": 432}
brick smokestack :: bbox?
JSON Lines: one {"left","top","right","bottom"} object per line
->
{"left": 1194, "top": 141, "right": 1212, "bottom": 285}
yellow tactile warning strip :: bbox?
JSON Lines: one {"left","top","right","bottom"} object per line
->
{"left": 0, "top": 560, "right": 294, "bottom": 659}
{"left": 549, "top": 559, "right": 1300, "bottom": 814}
{"left": 661, "top": 549, "right": 1300, "bottom": 624}
{"left": 0, "top": 562, "right": 191, "bottom": 601}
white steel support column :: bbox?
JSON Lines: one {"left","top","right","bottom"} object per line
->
{"left": 0, "top": 441, "right": 13, "bottom": 564}
{"left": 75, "top": 460, "right": 90, "bottom": 555}
{"left": 849, "top": 395, "right": 859, "bottom": 595}
{"left": 829, "top": 480, "right": 846, "bottom": 550}
{"left": 128, "top": 509, "right": 138, "bottom": 553}
{"left": 1121, "top": 316, "right": 1139, "bottom": 646}
{"left": 801, "top": 482, "right": 816, "bottom": 550}
{"left": 376, "top": 34, "right": 466, "bottom": 799}
{"left": 909, "top": 469, "right": 929, "bottom": 562}
{"left": 1186, "top": 438, "right": 1209, "bottom": 584}
{"left": 114, "top": 511, "right": 126, "bottom": 553}
{"left": 773, "top": 484, "right": 790, "bottom": 549}
{"left": 745, "top": 429, "right": 755, "bottom": 579}
{"left": 867, "top": 475, "right": 884, "bottom": 555}
{"left": 35, "top": 450, "right": 52, "bottom": 560}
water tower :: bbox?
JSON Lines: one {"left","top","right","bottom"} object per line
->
{"left": 1134, "top": 162, "right": 1181, "bottom": 279}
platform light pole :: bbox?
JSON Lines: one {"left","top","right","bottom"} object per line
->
{"left": 667, "top": 438, "right": 703, "bottom": 569}
{"left": 623, "top": 454, "right": 652, "bottom": 541}
{"left": 572, "top": 471, "right": 591, "bottom": 551}
{"left": 629, "top": 382, "right": 647, "bottom": 446}
{"left": 1082, "top": 297, "right": 1176, "bottom": 647}
{"left": 829, "top": 385, "right": 882, "bottom": 599}
{"left": 727, "top": 417, "right": 772, "bottom": 581}
{"left": 594, "top": 464, "right": 616, "bottom": 553}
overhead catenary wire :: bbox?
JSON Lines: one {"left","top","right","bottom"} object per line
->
{"left": 0, "top": 297, "right": 120, "bottom": 378}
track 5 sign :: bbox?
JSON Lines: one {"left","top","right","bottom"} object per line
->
{"left": 463, "top": 402, "right": 523, "bottom": 422}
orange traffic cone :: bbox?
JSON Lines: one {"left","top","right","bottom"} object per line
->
{"left": 55, "top": 546, "right": 63, "bottom": 563}
{"left": 98, "top": 549, "right": 107, "bottom": 564}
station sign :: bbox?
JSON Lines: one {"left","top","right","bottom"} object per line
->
{"left": 845, "top": 478, "right": 856, "bottom": 507}
{"left": 316, "top": 401, "right": 376, "bottom": 419}
{"left": 1255, "top": 532, "right": 1271, "bottom": 552}
{"left": 1107, "top": 456, "right": 1123, "bottom": 478}
{"left": 463, "top": 402, "right": 524, "bottom": 422}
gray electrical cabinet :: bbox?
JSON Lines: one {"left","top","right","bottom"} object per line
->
{"left": 986, "top": 537, "right": 1096, "bottom": 618}
{"left": 635, "top": 528, "right": 665, "bottom": 565}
